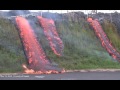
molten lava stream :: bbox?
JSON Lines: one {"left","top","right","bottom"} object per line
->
{"left": 15, "top": 16, "right": 63, "bottom": 74}
{"left": 37, "top": 16, "right": 64, "bottom": 56}
{"left": 87, "top": 18, "right": 120, "bottom": 61}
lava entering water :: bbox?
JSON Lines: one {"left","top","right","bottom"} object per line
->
{"left": 37, "top": 16, "right": 64, "bottom": 56}
{"left": 87, "top": 18, "right": 120, "bottom": 61}
{"left": 15, "top": 16, "right": 63, "bottom": 74}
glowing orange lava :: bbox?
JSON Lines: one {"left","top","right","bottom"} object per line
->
{"left": 15, "top": 16, "right": 64, "bottom": 74}
{"left": 37, "top": 16, "right": 64, "bottom": 56}
{"left": 22, "top": 64, "right": 65, "bottom": 74}
{"left": 87, "top": 18, "right": 120, "bottom": 61}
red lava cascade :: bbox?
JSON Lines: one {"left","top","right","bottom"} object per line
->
{"left": 15, "top": 16, "right": 62, "bottom": 74}
{"left": 37, "top": 16, "right": 64, "bottom": 56}
{"left": 87, "top": 18, "right": 120, "bottom": 61}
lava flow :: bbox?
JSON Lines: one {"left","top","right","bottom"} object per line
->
{"left": 37, "top": 16, "right": 64, "bottom": 56}
{"left": 15, "top": 16, "right": 63, "bottom": 74}
{"left": 22, "top": 64, "right": 65, "bottom": 74}
{"left": 87, "top": 18, "right": 120, "bottom": 61}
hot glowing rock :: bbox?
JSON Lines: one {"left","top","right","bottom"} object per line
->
{"left": 37, "top": 16, "right": 64, "bottom": 56}
{"left": 87, "top": 18, "right": 120, "bottom": 61}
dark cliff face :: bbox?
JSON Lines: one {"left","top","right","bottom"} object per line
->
{"left": 0, "top": 10, "right": 86, "bottom": 19}
{"left": 0, "top": 10, "right": 30, "bottom": 17}
{"left": 7, "top": 10, "right": 30, "bottom": 16}
{"left": 87, "top": 12, "right": 120, "bottom": 36}
{"left": 1, "top": 10, "right": 120, "bottom": 35}
{"left": 110, "top": 13, "right": 120, "bottom": 35}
